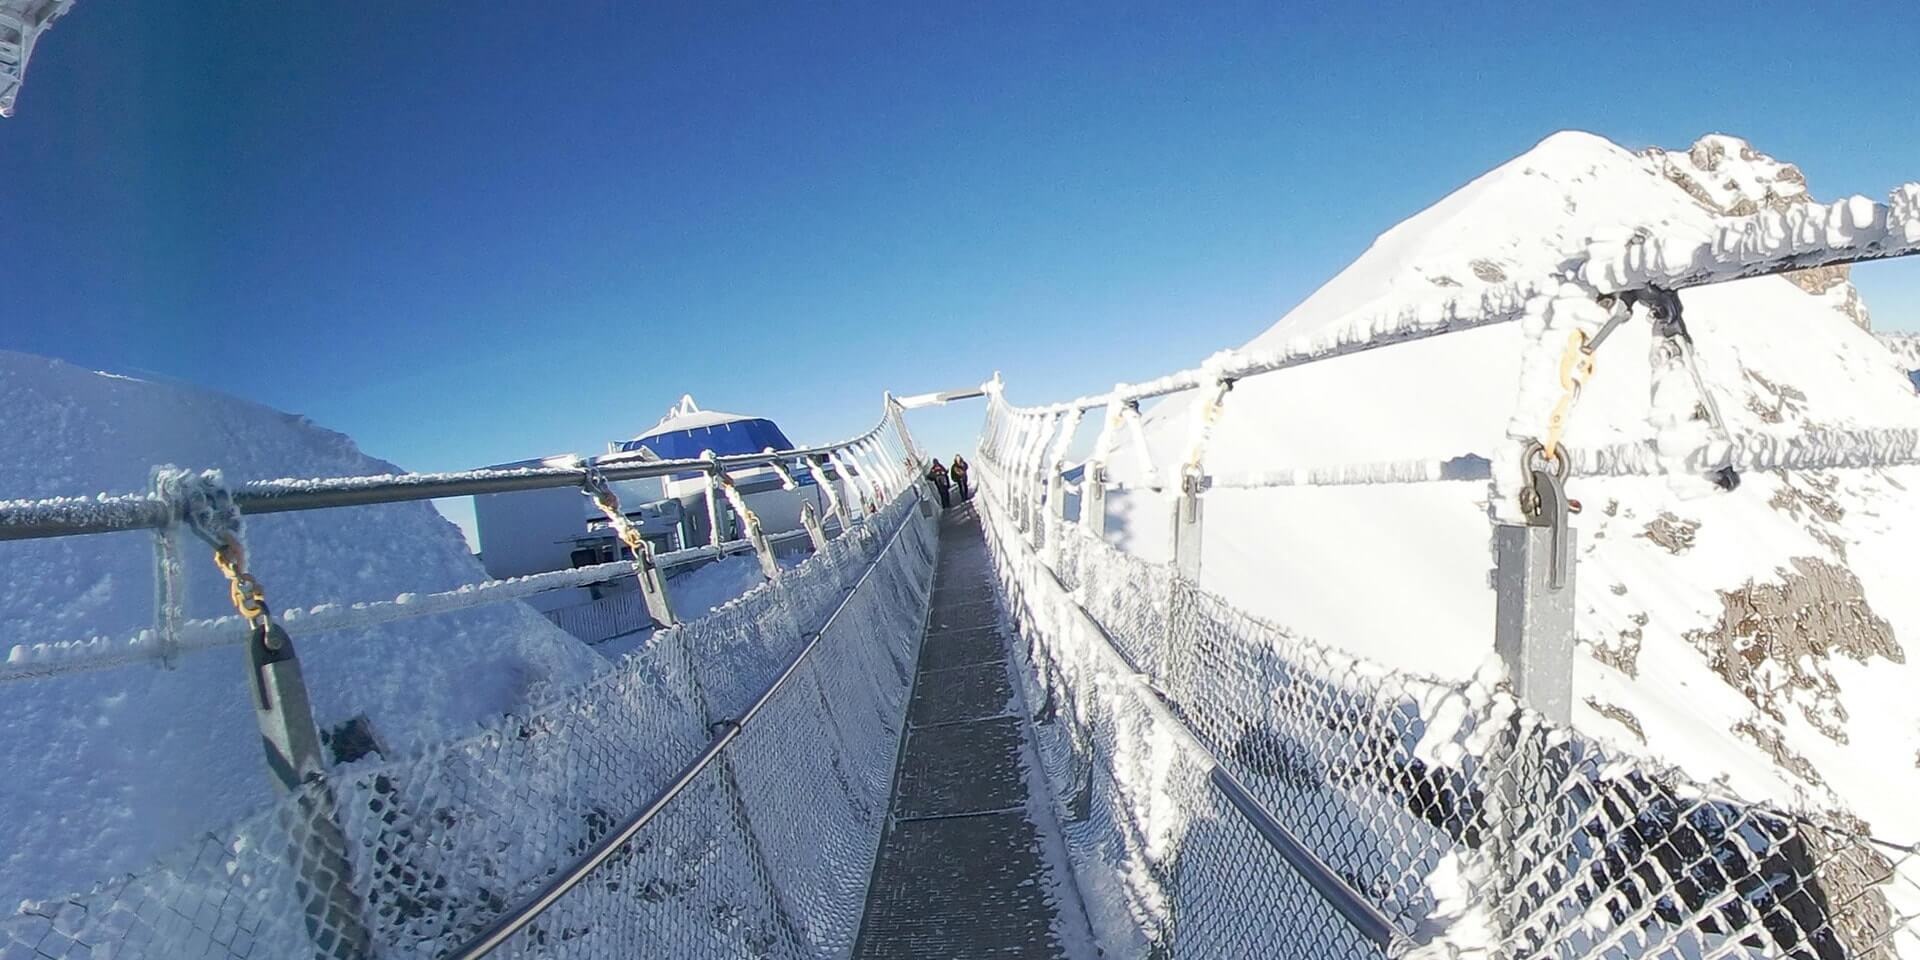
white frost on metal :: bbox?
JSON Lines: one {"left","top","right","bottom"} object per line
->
{"left": 0, "top": 0, "right": 73, "bottom": 118}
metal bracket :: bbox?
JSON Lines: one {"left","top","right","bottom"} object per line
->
{"left": 635, "top": 545, "right": 679, "bottom": 627}
{"left": 247, "top": 618, "right": 374, "bottom": 959}
{"left": 800, "top": 500, "right": 831, "bottom": 552}
{"left": 1080, "top": 462, "right": 1108, "bottom": 538}
{"left": 1522, "top": 460, "right": 1573, "bottom": 591}
{"left": 1172, "top": 470, "right": 1205, "bottom": 580}
{"left": 1627, "top": 286, "right": 1741, "bottom": 492}
{"left": 249, "top": 619, "right": 326, "bottom": 789}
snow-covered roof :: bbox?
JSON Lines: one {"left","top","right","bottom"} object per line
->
{"left": 632, "top": 394, "right": 760, "bottom": 440}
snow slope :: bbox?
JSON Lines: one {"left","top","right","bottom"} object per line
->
{"left": 1100, "top": 133, "right": 1920, "bottom": 841}
{"left": 0, "top": 352, "right": 605, "bottom": 905}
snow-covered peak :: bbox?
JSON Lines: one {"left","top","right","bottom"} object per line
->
{"left": 1106, "top": 131, "right": 1920, "bottom": 845}
{"left": 1647, "top": 132, "right": 1811, "bottom": 216}
{"left": 1252, "top": 131, "right": 1878, "bottom": 357}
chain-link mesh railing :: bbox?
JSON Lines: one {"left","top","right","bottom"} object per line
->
{"left": 973, "top": 451, "right": 1920, "bottom": 960}
{"left": 1, "top": 489, "right": 938, "bottom": 960}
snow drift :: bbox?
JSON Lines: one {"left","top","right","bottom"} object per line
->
{"left": 1099, "top": 132, "right": 1920, "bottom": 845}
{"left": 0, "top": 351, "right": 605, "bottom": 904}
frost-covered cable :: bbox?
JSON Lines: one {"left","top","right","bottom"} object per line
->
{"left": 861, "top": 437, "right": 900, "bottom": 497}
{"left": 1574, "top": 183, "right": 1920, "bottom": 294}
{"left": 0, "top": 534, "right": 803, "bottom": 683}
{"left": 712, "top": 467, "right": 780, "bottom": 580}
{"left": 148, "top": 467, "right": 190, "bottom": 669}
{"left": 998, "top": 284, "right": 1541, "bottom": 418}
{"left": 827, "top": 448, "right": 873, "bottom": 513}
{"left": 1206, "top": 454, "right": 1495, "bottom": 489}
{"left": 1179, "top": 377, "right": 1233, "bottom": 489}
{"left": 761, "top": 450, "right": 799, "bottom": 491}
{"left": 698, "top": 454, "right": 727, "bottom": 547}
{"left": 1561, "top": 427, "right": 1920, "bottom": 478}
{"left": 804, "top": 454, "right": 850, "bottom": 528}
{"left": 0, "top": 410, "right": 901, "bottom": 543}
{"left": 1491, "top": 285, "right": 1622, "bottom": 523}
{"left": 1120, "top": 401, "right": 1158, "bottom": 489}
{"left": 984, "top": 184, "right": 1920, "bottom": 428}
{"left": 1047, "top": 408, "right": 1083, "bottom": 475}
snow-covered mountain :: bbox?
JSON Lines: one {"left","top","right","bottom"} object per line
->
{"left": 0, "top": 352, "right": 606, "bottom": 904}
{"left": 1102, "top": 132, "right": 1920, "bottom": 843}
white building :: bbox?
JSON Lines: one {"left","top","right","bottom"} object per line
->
{"left": 472, "top": 397, "right": 856, "bottom": 620}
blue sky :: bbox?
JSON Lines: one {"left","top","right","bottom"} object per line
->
{"left": 4, "top": 1, "right": 1917, "bottom": 544}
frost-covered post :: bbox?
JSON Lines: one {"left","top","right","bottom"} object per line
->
{"left": 1492, "top": 464, "right": 1575, "bottom": 724}
{"left": 150, "top": 469, "right": 186, "bottom": 668}
{"left": 1172, "top": 377, "right": 1231, "bottom": 582}
{"left": 1079, "top": 395, "right": 1127, "bottom": 540}
{"left": 699, "top": 453, "right": 729, "bottom": 546}
{"left": 1024, "top": 413, "right": 1055, "bottom": 542}
{"left": 1491, "top": 285, "right": 1615, "bottom": 722}
{"left": 584, "top": 465, "right": 680, "bottom": 627}
{"left": 1043, "top": 409, "right": 1082, "bottom": 566}
{"left": 165, "top": 470, "right": 371, "bottom": 960}
{"left": 1007, "top": 413, "right": 1034, "bottom": 531}
{"left": 1488, "top": 286, "right": 1611, "bottom": 954}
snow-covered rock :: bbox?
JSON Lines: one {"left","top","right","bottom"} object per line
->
{"left": 0, "top": 351, "right": 605, "bottom": 904}
{"left": 1101, "top": 132, "right": 1920, "bottom": 844}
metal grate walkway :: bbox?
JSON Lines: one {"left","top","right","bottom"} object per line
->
{"left": 851, "top": 503, "right": 1073, "bottom": 960}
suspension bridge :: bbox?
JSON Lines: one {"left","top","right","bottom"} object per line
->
{"left": 3, "top": 186, "right": 1920, "bottom": 960}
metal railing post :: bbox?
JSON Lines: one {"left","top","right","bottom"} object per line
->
{"left": 1493, "top": 461, "right": 1575, "bottom": 724}
{"left": 1489, "top": 452, "right": 1577, "bottom": 957}
{"left": 159, "top": 469, "right": 371, "bottom": 960}
{"left": 250, "top": 621, "right": 374, "bottom": 960}
{"left": 1045, "top": 467, "right": 1066, "bottom": 566}
{"left": 1172, "top": 474, "right": 1204, "bottom": 581}
{"left": 1079, "top": 462, "right": 1107, "bottom": 539}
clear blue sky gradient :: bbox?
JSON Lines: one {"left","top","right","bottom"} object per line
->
{"left": 4, "top": 1, "right": 1918, "bottom": 508}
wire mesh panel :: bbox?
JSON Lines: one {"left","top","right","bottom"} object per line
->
{"left": 980, "top": 486, "right": 1391, "bottom": 960}
{"left": 542, "top": 586, "right": 655, "bottom": 645}
{"left": 972, "top": 450, "right": 1920, "bottom": 960}
{"left": 0, "top": 491, "right": 939, "bottom": 960}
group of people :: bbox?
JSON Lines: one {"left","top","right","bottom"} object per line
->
{"left": 925, "top": 455, "right": 970, "bottom": 509}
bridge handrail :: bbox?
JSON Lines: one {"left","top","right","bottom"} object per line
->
{"left": 0, "top": 412, "right": 900, "bottom": 543}
{"left": 989, "top": 182, "right": 1920, "bottom": 420}
{"left": 445, "top": 488, "right": 927, "bottom": 960}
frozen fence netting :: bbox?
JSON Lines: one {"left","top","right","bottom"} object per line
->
{"left": 0, "top": 489, "right": 939, "bottom": 960}
{"left": 972, "top": 434, "right": 1920, "bottom": 960}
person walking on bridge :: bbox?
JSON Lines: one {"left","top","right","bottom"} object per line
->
{"left": 950, "top": 455, "right": 971, "bottom": 502}
{"left": 927, "top": 459, "right": 951, "bottom": 510}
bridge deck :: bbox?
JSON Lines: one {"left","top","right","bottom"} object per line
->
{"left": 852, "top": 502, "right": 1074, "bottom": 960}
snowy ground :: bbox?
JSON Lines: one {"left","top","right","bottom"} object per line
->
{"left": 0, "top": 351, "right": 606, "bottom": 906}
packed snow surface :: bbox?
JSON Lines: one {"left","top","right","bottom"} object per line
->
{"left": 0, "top": 352, "right": 605, "bottom": 905}
{"left": 1093, "top": 132, "right": 1920, "bottom": 845}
